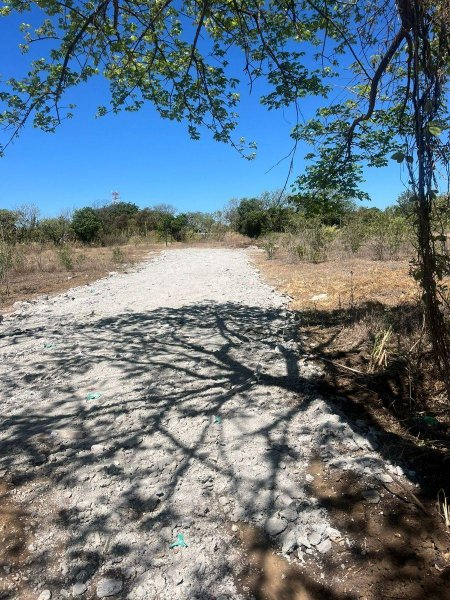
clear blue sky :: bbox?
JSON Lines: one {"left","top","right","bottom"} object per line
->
{"left": 0, "top": 13, "right": 408, "bottom": 217}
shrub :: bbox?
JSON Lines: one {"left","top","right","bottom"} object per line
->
{"left": 112, "top": 247, "right": 125, "bottom": 265}
{"left": 0, "top": 242, "right": 14, "bottom": 292}
{"left": 262, "top": 236, "right": 277, "bottom": 259}
{"left": 341, "top": 214, "right": 368, "bottom": 255}
{"left": 72, "top": 207, "right": 102, "bottom": 243}
{"left": 57, "top": 244, "right": 74, "bottom": 270}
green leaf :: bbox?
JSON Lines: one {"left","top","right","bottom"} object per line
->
{"left": 391, "top": 151, "right": 405, "bottom": 163}
{"left": 428, "top": 123, "right": 442, "bottom": 136}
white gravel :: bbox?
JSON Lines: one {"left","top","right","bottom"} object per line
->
{"left": 0, "top": 248, "right": 409, "bottom": 599}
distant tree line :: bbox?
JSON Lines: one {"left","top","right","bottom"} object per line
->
{"left": 0, "top": 202, "right": 227, "bottom": 245}
{"left": 1, "top": 190, "right": 446, "bottom": 251}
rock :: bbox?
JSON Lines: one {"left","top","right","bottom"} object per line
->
{"left": 280, "top": 505, "right": 298, "bottom": 522}
{"left": 281, "top": 529, "right": 298, "bottom": 554}
{"left": 308, "top": 531, "right": 322, "bottom": 546}
{"left": 377, "top": 473, "right": 393, "bottom": 484}
{"left": 72, "top": 582, "right": 87, "bottom": 596}
{"left": 56, "top": 428, "right": 84, "bottom": 441}
{"left": 123, "top": 567, "right": 136, "bottom": 580}
{"left": 265, "top": 517, "right": 287, "bottom": 536}
{"left": 96, "top": 578, "right": 123, "bottom": 598}
{"left": 362, "top": 489, "right": 380, "bottom": 504}
{"left": 317, "top": 538, "right": 332, "bottom": 554}
{"left": 305, "top": 474, "right": 314, "bottom": 483}
{"left": 91, "top": 444, "right": 108, "bottom": 455}
{"left": 326, "top": 527, "right": 341, "bottom": 541}
{"left": 297, "top": 533, "right": 312, "bottom": 549}
{"left": 38, "top": 591, "right": 52, "bottom": 600}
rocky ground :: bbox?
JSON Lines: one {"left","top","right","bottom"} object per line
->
{"left": 0, "top": 248, "right": 448, "bottom": 600}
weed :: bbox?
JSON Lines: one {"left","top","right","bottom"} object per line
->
{"left": 112, "top": 247, "right": 125, "bottom": 265}
{"left": 437, "top": 489, "right": 449, "bottom": 528}
{"left": 262, "top": 237, "right": 277, "bottom": 260}
{"left": 0, "top": 242, "right": 14, "bottom": 293}
{"left": 57, "top": 244, "right": 74, "bottom": 270}
{"left": 370, "top": 326, "right": 393, "bottom": 371}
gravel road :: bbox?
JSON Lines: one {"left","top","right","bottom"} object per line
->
{"left": 0, "top": 248, "right": 409, "bottom": 599}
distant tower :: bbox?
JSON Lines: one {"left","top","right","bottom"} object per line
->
{"left": 111, "top": 191, "right": 120, "bottom": 204}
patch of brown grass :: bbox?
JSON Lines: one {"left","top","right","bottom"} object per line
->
{"left": 252, "top": 249, "right": 419, "bottom": 311}
{"left": 0, "top": 242, "right": 161, "bottom": 312}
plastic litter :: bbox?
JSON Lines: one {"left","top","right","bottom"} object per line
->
{"left": 214, "top": 415, "right": 222, "bottom": 424}
{"left": 169, "top": 533, "right": 188, "bottom": 549}
{"left": 86, "top": 392, "right": 102, "bottom": 401}
{"left": 43, "top": 342, "right": 56, "bottom": 349}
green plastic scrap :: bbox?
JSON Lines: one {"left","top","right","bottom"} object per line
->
{"left": 86, "top": 392, "right": 102, "bottom": 401}
{"left": 169, "top": 533, "right": 188, "bottom": 549}
{"left": 43, "top": 342, "right": 56, "bottom": 349}
{"left": 213, "top": 415, "right": 222, "bottom": 424}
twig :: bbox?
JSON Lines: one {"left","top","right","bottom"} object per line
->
{"left": 383, "top": 479, "right": 429, "bottom": 515}
{"left": 316, "top": 355, "right": 366, "bottom": 375}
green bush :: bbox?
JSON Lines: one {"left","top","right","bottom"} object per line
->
{"left": 71, "top": 207, "right": 102, "bottom": 243}
{"left": 57, "top": 244, "right": 74, "bottom": 270}
{"left": 341, "top": 214, "right": 368, "bottom": 255}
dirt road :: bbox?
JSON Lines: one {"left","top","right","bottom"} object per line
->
{"left": 0, "top": 248, "right": 443, "bottom": 600}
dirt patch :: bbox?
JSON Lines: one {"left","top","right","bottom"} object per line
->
{"left": 233, "top": 456, "right": 450, "bottom": 600}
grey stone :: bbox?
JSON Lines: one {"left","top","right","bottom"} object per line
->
{"left": 123, "top": 567, "right": 136, "bottom": 580}
{"left": 377, "top": 473, "right": 393, "bottom": 483}
{"left": 265, "top": 517, "right": 287, "bottom": 536}
{"left": 96, "top": 578, "right": 123, "bottom": 598}
{"left": 326, "top": 527, "right": 341, "bottom": 541}
{"left": 362, "top": 489, "right": 380, "bottom": 504}
{"left": 38, "top": 592, "right": 52, "bottom": 600}
{"left": 317, "top": 538, "right": 332, "bottom": 554}
{"left": 280, "top": 505, "right": 298, "bottom": 522}
{"left": 308, "top": 531, "right": 322, "bottom": 546}
{"left": 305, "top": 474, "right": 314, "bottom": 483}
{"left": 91, "top": 444, "right": 108, "bottom": 455}
{"left": 297, "top": 533, "right": 312, "bottom": 549}
{"left": 281, "top": 529, "right": 298, "bottom": 554}
{"left": 72, "top": 582, "right": 87, "bottom": 596}
{"left": 56, "top": 428, "right": 84, "bottom": 441}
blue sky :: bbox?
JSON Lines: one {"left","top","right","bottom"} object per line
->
{"left": 0, "top": 11, "right": 407, "bottom": 217}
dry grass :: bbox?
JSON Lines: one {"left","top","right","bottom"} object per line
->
{"left": 252, "top": 250, "right": 419, "bottom": 311}
{"left": 0, "top": 242, "right": 161, "bottom": 312}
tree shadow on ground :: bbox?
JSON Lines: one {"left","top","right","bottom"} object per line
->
{"left": 0, "top": 302, "right": 449, "bottom": 599}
